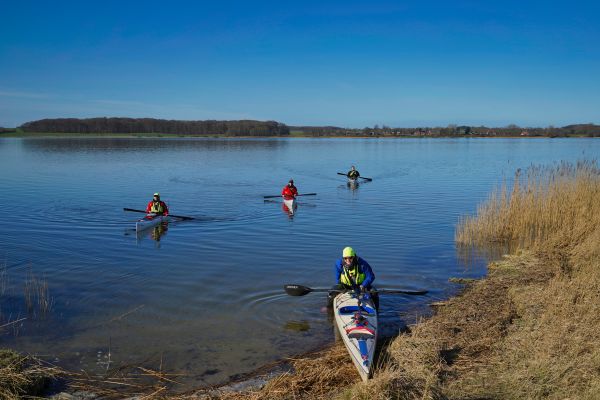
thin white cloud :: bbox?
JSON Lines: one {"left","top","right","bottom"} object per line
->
{"left": 0, "top": 90, "right": 50, "bottom": 99}
{"left": 92, "top": 99, "right": 149, "bottom": 107}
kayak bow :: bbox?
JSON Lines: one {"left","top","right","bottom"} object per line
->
{"left": 135, "top": 214, "right": 166, "bottom": 232}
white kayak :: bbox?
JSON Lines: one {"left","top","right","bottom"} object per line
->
{"left": 333, "top": 291, "right": 378, "bottom": 381}
{"left": 283, "top": 197, "right": 297, "bottom": 214}
{"left": 136, "top": 214, "right": 166, "bottom": 232}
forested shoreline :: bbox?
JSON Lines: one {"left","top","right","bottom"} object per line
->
{"left": 17, "top": 118, "right": 290, "bottom": 136}
{"left": 1, "top": 118, "right": 599, "bottom": 137}
{"left": 291, "top": 123, "right": 600, "bottom": 137}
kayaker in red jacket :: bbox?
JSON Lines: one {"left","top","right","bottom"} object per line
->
{"left": 281, "top": 179, "right": 298, "bottom": 200}
{"left": 146, "top": 192, "right": 169, "bottom": 216}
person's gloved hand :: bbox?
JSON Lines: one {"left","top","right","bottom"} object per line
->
{"left": 362, "top": 292, "right": 370, "bottom": 301}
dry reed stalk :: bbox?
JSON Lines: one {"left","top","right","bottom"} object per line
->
{"left": 0, "top": 317, "right": 27, "bottom": 330}
{"left": 0, "top": 261, "right": 7, "bottom": 297}
{"left": 64, "top": 363, "right": 184, "bottom": 399}
{"left": 23, "top": 268, "right": 54, "bottom": 318}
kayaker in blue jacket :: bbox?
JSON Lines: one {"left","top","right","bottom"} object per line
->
{"left": 328, "top": 246, "right": 378, "bottom": 308}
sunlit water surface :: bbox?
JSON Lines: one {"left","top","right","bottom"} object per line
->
{"left": 0, "top": 137, "right": 597, "bottom": 388}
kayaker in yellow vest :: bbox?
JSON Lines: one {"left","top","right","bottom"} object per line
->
{"left": 146, "top": 192, "right": 169, "bottom": 216}
{"left": 347, "top": 166, "right": 360, "bottom": 180}
{"left": 328, "top": 247, "right": 377, "bottom": 307}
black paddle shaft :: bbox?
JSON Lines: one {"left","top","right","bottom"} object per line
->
{"left": 283, "top": 284, "right": 427, "bottom": 297}
{"left": 123, "top": 207, "right": 194, "bottom": 220}
{"left": 337, "top": 172, "right": 372, "bottom": 181}
{"left": 263, "top": 193, "right": 317, "bottom": 199}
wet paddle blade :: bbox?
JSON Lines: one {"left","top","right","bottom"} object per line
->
{"left": 284, "top": 284, "right": 313, "bottom": 296}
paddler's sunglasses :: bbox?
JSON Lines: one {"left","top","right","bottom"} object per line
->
{"left": 343, "top": 256, "right": 354, "bottom": 260}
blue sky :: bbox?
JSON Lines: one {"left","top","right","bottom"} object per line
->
{"left": 1, "top": 1, "right": 599, "bottom": 128}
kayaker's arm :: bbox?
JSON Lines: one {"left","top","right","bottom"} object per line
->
{"left": 359, "top": 258, "right": 375, "bottom": 289}
{"left": 334, "top": 259, "right": 344, "bottom": 285}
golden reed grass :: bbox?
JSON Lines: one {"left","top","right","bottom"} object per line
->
{"left": 455, "top": 160, "right": 600, "bottom": 247}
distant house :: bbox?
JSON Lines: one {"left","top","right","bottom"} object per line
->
{"left": 520, "top": 131, "right": 530, "bottom": 136}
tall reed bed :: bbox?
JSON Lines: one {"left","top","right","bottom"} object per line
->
{"left": 455, "top": 160, "right": 600, "bottom": 248}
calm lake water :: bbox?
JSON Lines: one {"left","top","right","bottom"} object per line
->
{"left": 0, "top": 137, "right": 597, "bottom": 388}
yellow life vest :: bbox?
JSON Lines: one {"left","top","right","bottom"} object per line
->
{"left": 150, "top": 201, "right": 165, "bottom": 214}
{"left": 340, "top": 264, "right": 366, "bottom": 287}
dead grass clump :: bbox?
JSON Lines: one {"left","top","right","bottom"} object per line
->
{"left": 0, "top": 349, "right": 62, "bottom": 398}
{"left": 207, "top": 344, "right": 360, "bottom": 400}
{"left": 63, "top": 362, "right": 184, "bottom": 399}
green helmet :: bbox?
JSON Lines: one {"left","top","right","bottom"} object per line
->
{"left": 342, "top": 247, "right": 356, "bottom": 258}
{"left": 153, "top": 192, "right": 160, "bottom": 197}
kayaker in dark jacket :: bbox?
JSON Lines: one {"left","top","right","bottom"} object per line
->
{"left": 146, "top": 192, "right": 169, "bottom": 216}
{"left": 347, "top": 166, "right": 360, "bottom": 180}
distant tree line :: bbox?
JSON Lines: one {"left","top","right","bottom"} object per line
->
{"left": 9, "top": 119, "right": 600, "bottom": 137}
{"left": 290, "top": 123, "right": 600, "bottom": 137}
{"left": 19, "top": 118, "right": 290, "bottom": 136}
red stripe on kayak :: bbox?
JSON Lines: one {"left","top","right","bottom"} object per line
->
{"left": 345, "top": 326, "right": 375, "bottom": 335}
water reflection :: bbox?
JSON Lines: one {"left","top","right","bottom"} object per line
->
{"left": 455, "top": 242, "right": 518, "bottom": 270}
{"left": 347, "top": 179, "right": 360, "bottom": 190}
{"left": 282, "top": 199, "right": 298, "bottom": 218}
{"left": 135, "top": 221, "right": 169, "bottom": 243}
{"left": 21, "top": 137, "right": 288, "bottom": 153}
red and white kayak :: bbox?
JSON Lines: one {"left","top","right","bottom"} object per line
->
{"left": 135, "top": 214, "right": 166, "bottom": 232}
{"left": 333, "top": 291, "right": 378, "bottom": 381}
{"left": 283, "top": 197, "right": 297, "bottom": 214}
